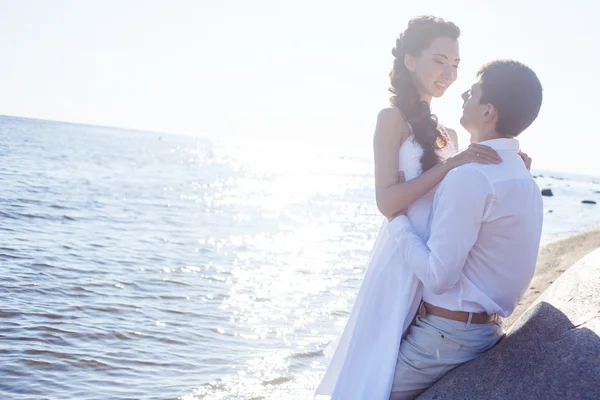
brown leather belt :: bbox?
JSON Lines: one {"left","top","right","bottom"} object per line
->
{"left": 420, "top": 302, "right": 499, "bottom": 324}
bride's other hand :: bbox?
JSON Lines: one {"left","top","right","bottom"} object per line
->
{"left": 447, "top": 143, "right": 501, "bottom": 169}
{"left": 518, "top": 151, "right": 532, "bottom": 170}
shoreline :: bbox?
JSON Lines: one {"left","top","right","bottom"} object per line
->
{"left": 504, "top": 225, "right": 600, "bottom": 328}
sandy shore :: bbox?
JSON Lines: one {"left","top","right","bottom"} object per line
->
{"left": 504, "top": 226, "right": 600, "bottom": 328}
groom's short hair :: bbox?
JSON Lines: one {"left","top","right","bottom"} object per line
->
{"left": 477, "top": 60, "right": 543, "bottom": 137}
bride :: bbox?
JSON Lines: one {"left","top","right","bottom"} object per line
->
{"left": 314, "top": 16, "right": 530, "bottom": 399}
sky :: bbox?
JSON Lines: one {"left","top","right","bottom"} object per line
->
{"left": 0, "top": 0, "right": 598, "bottom": 175}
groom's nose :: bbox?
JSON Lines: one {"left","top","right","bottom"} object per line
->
{"left": 461, "top": 90, "right": 469, "bottom": 105}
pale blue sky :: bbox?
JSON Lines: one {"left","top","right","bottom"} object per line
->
{"left": 1, "top": 0, "right": 598, "bottom": 175}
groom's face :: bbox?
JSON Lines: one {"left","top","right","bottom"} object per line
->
{"left": 460, "top": 82, "right": 487, "bottom": 141}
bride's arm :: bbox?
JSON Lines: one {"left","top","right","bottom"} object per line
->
{"left": 374, "top": 110, "right": 499, "bottom": 219}
{"left": 374, "top": 108, "right": 453, "bottom": 219}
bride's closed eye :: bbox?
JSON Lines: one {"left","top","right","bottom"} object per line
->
{"left": 434, "top": 59, "right": 459, "bottom": 69}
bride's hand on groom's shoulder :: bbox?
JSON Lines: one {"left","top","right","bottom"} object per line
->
{"left": 518, "top": 151, "right": 532, "bottom": 170}
{"left": 447, "top": 144, "right": 502, "bottom": 170}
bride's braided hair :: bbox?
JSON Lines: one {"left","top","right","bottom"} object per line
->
{"left": 389, "top": 16, "right": 460, "bottom": 172}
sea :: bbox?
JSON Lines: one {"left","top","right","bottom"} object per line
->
{"left": 1, "top": 115, "right": 599, "bottom": 399}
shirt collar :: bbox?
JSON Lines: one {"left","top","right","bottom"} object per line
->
{"left": 478, "top": 138, "right": 520, "bottom": 152}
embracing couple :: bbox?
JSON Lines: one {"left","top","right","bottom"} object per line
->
{"left": 315, "top": 15, "right": 544, "bottom": 400}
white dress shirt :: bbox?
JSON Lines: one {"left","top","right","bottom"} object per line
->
{"left": 388, "top": 138, "right": 543, "bottom": 317}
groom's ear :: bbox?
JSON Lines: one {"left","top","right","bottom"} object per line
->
{"left": 483, "top": 104, "right": 497, "bottom": 122}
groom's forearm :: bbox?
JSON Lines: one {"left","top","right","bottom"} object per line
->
{"left": 388, "top": 167, "right": 489, "bottom": 295}
{"left": 388, "top": 216, "right": 451, "bottom": 295}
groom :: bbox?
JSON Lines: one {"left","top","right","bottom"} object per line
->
{"left": 388, "top": 60, "right": 544, "bottom": 399}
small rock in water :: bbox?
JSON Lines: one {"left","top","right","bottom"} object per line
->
{"left": 582, "top": 200, "right": 597, "bottom": 205}
{"left": 541, "top": 189, "right": 553, "bottom": 197}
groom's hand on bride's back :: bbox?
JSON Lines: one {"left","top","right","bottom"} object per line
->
{"left": 388, "top": 171, "right": 407, "bottom": 221}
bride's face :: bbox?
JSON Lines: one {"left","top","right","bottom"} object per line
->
{"left": 405, "top": 36, "right": 460, "bottom": 101}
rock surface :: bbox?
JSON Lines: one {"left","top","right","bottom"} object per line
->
{"left": 541, "top": 188, "right": 553, "bottom": 196}
{"left": 418, "top": 248, "right": 600, "bottom": 400}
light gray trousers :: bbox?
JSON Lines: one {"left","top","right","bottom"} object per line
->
{"left": 389, "top": 312, "right": 504, "bottom": 400}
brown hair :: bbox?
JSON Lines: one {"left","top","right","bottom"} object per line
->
{"left": 477, "top": 60, "right": 543, "bottom": 137}
{"left": 389, "top": 16, "right": 460, "bottom": 171}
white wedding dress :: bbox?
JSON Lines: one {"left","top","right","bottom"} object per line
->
{"left": 315, "top": 129, "right": 457, "bottom": 399}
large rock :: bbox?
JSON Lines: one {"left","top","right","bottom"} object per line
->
{"left": 418, "top": 248, "right": 600, "bottom": 400}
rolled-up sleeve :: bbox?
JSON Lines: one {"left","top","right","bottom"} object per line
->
{"left": 388, "top": 167, "right": 492, "bottom": 295}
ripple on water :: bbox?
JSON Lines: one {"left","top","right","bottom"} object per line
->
{"left": 4, "top": 118, "right": 596, "bottom": 399}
